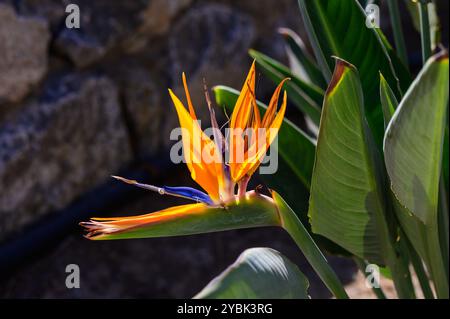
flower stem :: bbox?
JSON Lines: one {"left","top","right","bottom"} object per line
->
{"left": 419, "top": 0, "right": 431, "bottom": 64}
{"left": 237, "top": 175, "right": 250, "bottom": 198}
{"left": 354, "top": 257, "right": 387, "bottom": 299}
{"left": 404, "top": 234, "right": 435, "bottom": 299}
{"left": 273, "top": 192, "right": 349, "bottom": 299}
{"left": 387, "top": 0, "right": 408, "bottom": 66}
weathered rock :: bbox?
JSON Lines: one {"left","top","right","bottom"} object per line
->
{"left": 124, "top": 0, "right": 193, "bottom": 53}
{"left": 0, "top": 3, "right": 50, "bottom": 104}
{"left": 15, "top": 0, "right": 66, "bottom": 30}
{"left": 168, "top": 4, "right": 256, "bottom": 121}
{"left": 0, "top": 74, "right": 132, "bottom": 241}
{"left": 19, "top": 0, "right": 194, "bottom": 61}
{"left": 119, "top": 65, "right": 169, "bottom": 156}
{"left": 53, "top": 0, "right": 148, "bottom": 68}
{"left": 217, "top": 0, "right": 301, "bottom": 30}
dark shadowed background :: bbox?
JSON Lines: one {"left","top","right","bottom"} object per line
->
{"left": 0, "top": 0, "right": 448, "bottom": 298}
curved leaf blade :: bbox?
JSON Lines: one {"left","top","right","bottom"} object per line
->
{"left": 297, "top": 0, "right": 412, "bottom": 146}
{"left": 278, "top": 27, "right": 327, "bottom": 88}
{"left": 383, "top": 52, "right": 449, "bottom": 298}
{"left": 384, "top": 51, "right": 449, "bottom": 224}
{"left": 379, "top": 72, "right": 398, "bottom": 128}
{"left": 308, "top": 58, "right": 388, "bottom": 265}
{"left": 194, "top": 247, "right": 309, "bottom": 299}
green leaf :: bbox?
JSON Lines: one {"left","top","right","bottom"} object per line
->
{"left": 405, "top": 0, "right": 441, "bottom": 51}
{"left": 380, "top": 74, "right": 431, "bottom": 296}
{"left": 394, "top": 199, "right": 428, "bottom": 263}
{"left": 380, "top": 72, "right": 432, "bottom": 298}
{"left": 380, "top": 72, "right": 429, "bottom": 263}
{"left": 248, "top": 49, "right": 323, "bottom": 125}
{"left": 384, "top": 52, "right": 449, "bottom": 224}
{"left": 379, "top": 72, "right": 398, "bottom": 128}
{"left": 278, "top": 27, "right": 327, "bottom": 88}
{"left": 194, "top": 247, "right": 310, "bottom": 299}
{"left": 380, "top": 72, "right": 432, "bottom": 297}
{"left": 387, "top": 0, "right": 409, "bottom": 66}
{"left": 307, "top": 58, "right": 417, "bottom": 298}
{"left": 297, "top": 0, "right": 411, "bottom": 146}
{"left": 443, "top": 124, "right": 449, "bottom": 191}
{"left": 273, "top": 191, "right": 349, "bottom": 299}
{"left": 308, "top": 58, "right": 389, "bottom": 265}
{"left": 213, "top": 84, "right": 350, "bottom": 257}
{"left": 383, "top": 51, "right": 449, "bottom": 298}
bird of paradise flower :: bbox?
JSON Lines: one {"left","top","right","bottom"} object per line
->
{"left": 80, "top": 62, "right": 289, "bottom": 240}
{"left": 78, "top": 61, "right": 349, "bottom": 300}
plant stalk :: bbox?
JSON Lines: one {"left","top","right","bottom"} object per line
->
{"left": 425, "top": 212, "right": 449, "bottom": 298}
{"left": 354, "top": 258, "right": 387, "bottom": 299}
{"left": 438, "top": 176, "right": 449, "bottom": 274}
{"left": 419, "top": 0, "right": 432, "bottom": 64}
{"left": 275, "top": 193, "right": 349, "bottom": 299}
{"left": 404, "top": 235, "right": 435, "bottom": 299}
{"left": 383, "top": 194, "right": 416, "bottom": 298}
{"left": 297, "top": 0, "right": 332, "bottom": 82}
{"left": 387, "top": 0, "right": 408, "bottom": 66}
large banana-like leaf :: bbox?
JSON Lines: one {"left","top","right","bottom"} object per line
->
{"left": 380, "top": 72, "right": 429, "bottom": 260}
{"left": 383, "top": 51, "right": 449, "bottom": 298}
{"left": 194, "top": 247, "right": 310, "bottom": 299}
{"left": 384, "top": 52, "right": 449, "bottom": 224}
{"left": 248, "top": 49, "right": 323, "bottom": 125}
{"left": 380, "top": 67, "right": 445, "bottom": 298}
{"left": 298, "top": 0, "right": 411, "bottom": 146}
{"left": 308, "top": 58, "right": 389, "bottom": 265}
{"left": 443, "top": 126, "right": 449, "bottom": 191}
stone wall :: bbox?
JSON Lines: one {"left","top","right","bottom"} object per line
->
{"left": 0, "top": 0, "right": 302, "bottom": 241}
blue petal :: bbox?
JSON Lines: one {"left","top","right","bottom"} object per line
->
{"left": 163, "top": 186, "right": 214, "bottom": 205}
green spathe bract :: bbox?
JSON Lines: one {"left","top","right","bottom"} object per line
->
{"left": 94, "top": 192, "right": 281, "bottom": 240}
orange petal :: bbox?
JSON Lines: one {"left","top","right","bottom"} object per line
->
{"left": 169, "top": 89, "right": 225, "bottom": 202}
{"left": 182, "top": 72, "right": 197, "bottom": 120}
{"left": 230, "top": 60, "right": 256, "bottom": 130}
{"left": 233, "top": 90, "right": 287, "bottom": 181}
{"left": 229, "top": 61, "right": 256, "bottom": 181}
{"left": 261, "top": 78, "right": 289, "bottom": 128}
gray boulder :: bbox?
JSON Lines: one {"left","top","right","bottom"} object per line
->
{"left": 0, "top": 74, "right": 132, "bottom": 241}
{"left": 0, "top": 3, "right": 50, "bottom": 104}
